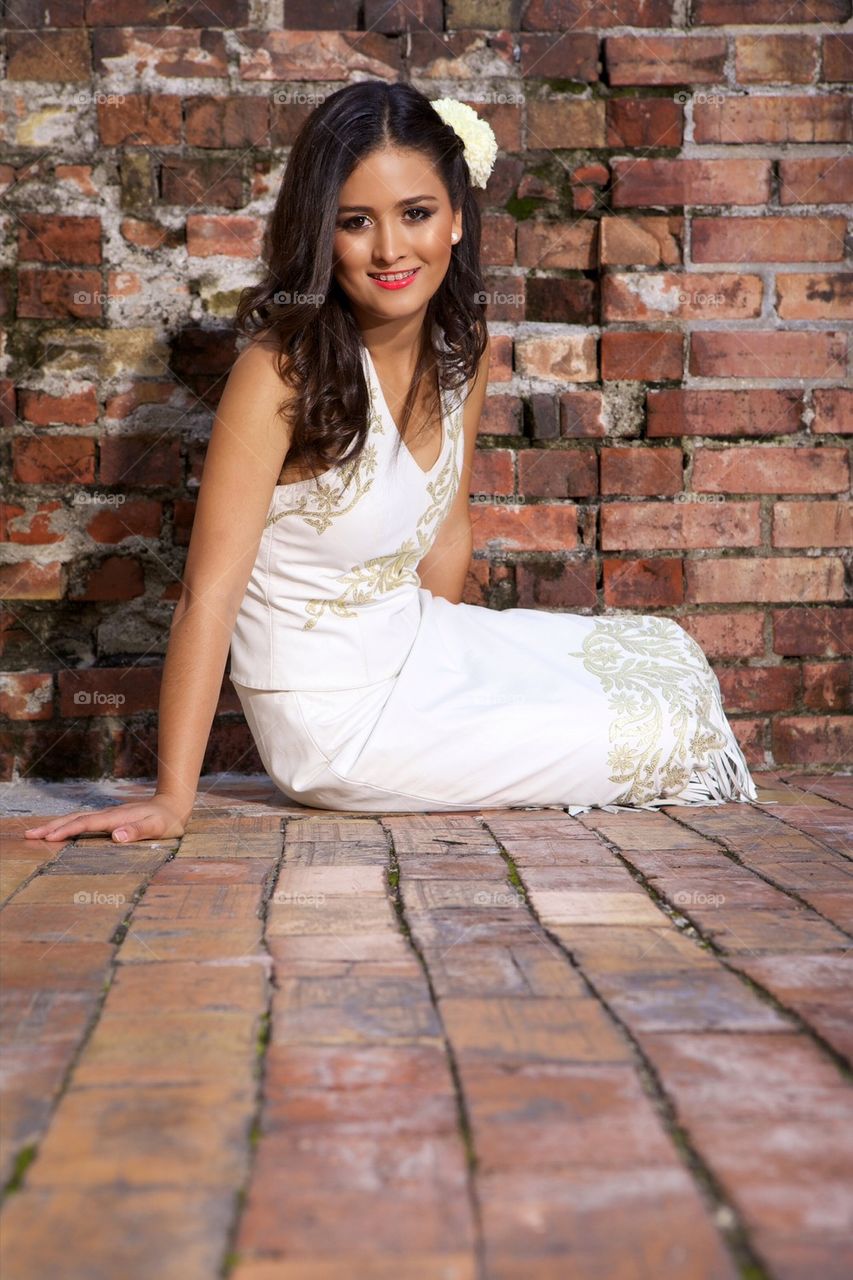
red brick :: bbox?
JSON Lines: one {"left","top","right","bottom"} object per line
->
{"left": 601, "top": 501, "right": 761, "bottom": 550}
{"left": 603, "top": 558, "right": 683, "bottom": 608}
{"left": 516, "top": 560, "right": 597, "bottom": 610}
{"left": 17, "top": 215, "right": 102, "bottom": 265}
{"left": 93, "top": 28, "right": 229, "bottom": 80}
{"left": 527, "top": 99, "right": 606, "bottom": 149}
{"left": 58, "top": 667, "right": 162, "bottom": 717}
{"left": 480, "top": 396, "right": 519, "bottom": 439}
{"left": 680, "top": 611, "right": 766, "bottom": 660}
{"left": 717, "top": 665, "right": 800, "bottom": 714}
{"left": 607, "top": 99, "right": 682, "bottom": 149}
{"left": 599, "top": 217, "right": 683, "bottom": 267}
{"left": 694, "top": 95, "right": 852, "bottom": 144}
{"left": 647, "top": 389, "right": 802, "bottom": 438}
{"left": 734, "top": 35, "right": 818, "bottom": 84}
{"left": 559, "top": 392, "right": 606, "bottom": 439}
{"left": 468, "top": 451, "right": 513, "bottom": 499}
{"left": 98, "top": 95, "right": 182, "bottom": 146}
{"left": 6, "top": 29, "right": 90, "bottom": 80}
{"left": 605, "top": 36, "right": 727, "bottom": 84}
{"left": 481, "top": 213, "right": 516, "bottom": 268}
{"left": 694, "top": 0, "right": 849, "bottom": 20}
{"left": 601, "top": 447, "right": 682, "bottom": 496}
{"left": 691, "top": 216, "right": 846, "bottom": 264}
{"left": 160, "top": 157, "right": 245, "bottom": 209}
{"left": 524, "top": 0, "right": 672, "bottom": 23}
{"left": 517, "top": 448, "right": 597, "bottom": 499}
{"left": 1, "top": 501, "right": 64, "bottom": 544}
{"left": 779, "top": 156, "right": 853, "bottom": 205}
{"left": 776, "top": 272, "right": 853, "bottom": 320}
{"left": 17, "top": 268, "right": 103, "bottom": 320}
{"left": 516, "top": 33, "right": 600, "bottom": 82}
{"left": 772, "top": 501, "right": 852, "bottom": 548}
{"left": 516, "top": 220, "right": 597, "bottom": 270}
{"left": 689, "top": 331, "right": 847, "bottom": 379}
{"left": 812, "top": 388, "right": 852, "bottom": 435}
{"left": 526, "top": 278, "right": 596, "bottom": 329}
{"left": 13, "top": 436, "right": 96, "bottom": 484}
{"left": 84, "top": 499, "right": 162, "bottom": 543}
{"left": 693, "top": 446, "right": 848, "bottom": 495}
{"left": 569, "top": 161, "right": 610, "bottom": 212}
{"left": 471, "top": 505, "right": 578, "bottom": 553}
{"left": 803, "top": 661, "right": 850, "bottom": 712}
{"left": 822, "top": 34, "right": 853, "bottom": 82}
{"left": 0, "top": 673, "right": 53, "bottom": 721}
{"left": 514, "top": 335, "right": 597, "bottom": 383}
{"left": 772, "top": 716, "right": 853, "bottom": 767}
{"left": 70, "top": 556, "right": 145, "bottom": 601}
{"left": 601, "top": 331, "right": 683, "bottom": 381}
{"left": 603, "top": 272, "right": 762, "bottom": 321}
{"left": 241, "top": 26, "right": 401, "bottom": 80}
{"left": 686, "top": 557, "right": 844, "bottom": 605}
{"left": 773, "top": 607, "right": 852, "bottom": 657}
{"left": 612, "top": 158, "right": 771, "bottom": 208}
{"left": 185, "top": 96, "right": 270, "bottom": 148}
{"left": 99, "top": 436, "right": 182, "bottom": 488}
{"left": 186, "top": 215, "right": 264, "bottom": 259}
{"left": 0, "top": 562, "right": 64, "bottom": 600}
{"left": 19, "top": 386, "right": 100, "bottom": 427}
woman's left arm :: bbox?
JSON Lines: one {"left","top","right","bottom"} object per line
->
{"left": 417, "top": 332, "right": 490, "bottom": 604}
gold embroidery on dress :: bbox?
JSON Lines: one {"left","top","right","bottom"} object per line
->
{"left": 567, "top": 615, "right": 729, "bottom": 806}
{"left": 302, "top": 399, "right": 464, "bottom": 631}
{"left": 264, "top": 388, "right": 386, "bottom": 536}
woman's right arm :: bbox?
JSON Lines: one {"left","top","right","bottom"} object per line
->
{"left": 25, "top": 339, "right": 295, "bottom": 843}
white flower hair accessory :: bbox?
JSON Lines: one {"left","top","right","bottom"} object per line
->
{"left": 431, "top": 98, "right": 498, "bottom": 189}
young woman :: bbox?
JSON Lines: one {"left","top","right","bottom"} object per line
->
{"left": 26, "top": 81, "right": 757, "bottom": 845}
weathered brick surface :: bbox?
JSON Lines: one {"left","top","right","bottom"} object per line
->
{"left": 2, "top": 777, "right": 852, "bottom": 1275}
{"left": 3, "top": 5, "right": 850, "bottom": 777}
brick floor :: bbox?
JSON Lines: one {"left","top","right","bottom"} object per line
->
{"left": 1, "top": 770, "right": 851, "bottom": 1279}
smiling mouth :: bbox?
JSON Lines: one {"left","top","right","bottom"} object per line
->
{"left": 367, "top": 268, "right": 420, "bottom": 281}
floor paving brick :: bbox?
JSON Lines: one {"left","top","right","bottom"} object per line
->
{"left": 1, "top": 774, "right": 851, "bottom": 1278}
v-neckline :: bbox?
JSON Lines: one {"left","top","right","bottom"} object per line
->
{"left": 362, "top": 340, "right": 447, "bottom": 478}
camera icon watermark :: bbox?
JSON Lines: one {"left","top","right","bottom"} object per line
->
{"left": 73, "top": 890, "right": 127, "bottom": 905}
{"left": 72, "top": 690, "right": 126, "bottom": 708}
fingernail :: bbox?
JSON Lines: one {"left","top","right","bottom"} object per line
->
{"left": 114, "top": 829, "right": 128, "bottom": 842}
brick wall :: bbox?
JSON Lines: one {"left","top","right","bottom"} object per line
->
{"left": 1, "top": 2, "right": 851, "bottom": 782}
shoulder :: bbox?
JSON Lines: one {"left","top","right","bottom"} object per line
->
{"left": 234, "top": 333, "right": 292, "bottom": 381}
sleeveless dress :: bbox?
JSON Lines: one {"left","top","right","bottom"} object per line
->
{"left": 229, "top": 324, "right": 759, "bottom": 816}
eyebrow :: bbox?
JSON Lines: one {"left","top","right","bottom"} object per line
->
{"left": 337, "top": 194, "right": 439, "bottom": 213}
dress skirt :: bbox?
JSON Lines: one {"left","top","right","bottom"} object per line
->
{"left": 232, "top": 588, "right": 759, "bottom": 817}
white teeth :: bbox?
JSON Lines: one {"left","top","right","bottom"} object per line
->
{"left": 371, "top": 269, "right": 417, "bottom": 282}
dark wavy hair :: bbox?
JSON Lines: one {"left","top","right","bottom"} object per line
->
{"left": 233, "top": 79, "right": 489, "bottom": 482}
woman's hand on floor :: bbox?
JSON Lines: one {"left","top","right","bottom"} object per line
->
{"left": 23, "top": 794, "right": 190, "bottom": 844}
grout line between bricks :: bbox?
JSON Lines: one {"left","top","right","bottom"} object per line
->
{"left": 219, "top": 818, "right": 287, "bottom": 1280}
{"left": 0, "top": 834, "right": 181, "bottom": 1203}
{"left": 658, "top": 800, "right": 853, "bottom": 933}
{"left": 647, "top": 808, "right": 853, "bottom": 1075}
{"left": 478, "top": 814, "right": 777, "bottom": 1280}
{"left": 381, "top": 819, "right": 488, "bottom": 1280}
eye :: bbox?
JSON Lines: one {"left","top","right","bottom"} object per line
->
{"left": 337, "top": 207, "right": 435, "bottom": 231}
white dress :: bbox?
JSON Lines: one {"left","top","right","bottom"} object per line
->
{"left": 229, "top": 325, "right": 759, "bottom": 816}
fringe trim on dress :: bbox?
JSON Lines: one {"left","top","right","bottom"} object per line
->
{"left": 565, "top": 732, "right": 759, "bottom": 818}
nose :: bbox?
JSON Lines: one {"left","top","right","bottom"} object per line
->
{"left": 372, "top": 216, "right": 409, "bottom": 266}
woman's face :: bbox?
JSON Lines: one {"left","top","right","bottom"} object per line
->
{"left": 331, "top": 145, "right": 462, "bottom": 324}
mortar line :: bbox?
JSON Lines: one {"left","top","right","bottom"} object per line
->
{"left": 220, "top": 818, "right": 288, "bottom": 1278}
{"left": 0, "top": 834, "right": 180, "bottom": 1203}
{"left": 478, "top": 814, "right": 777, "bottom": 1280}
{"left": 381, "top": 820, "right": 487, "bottom": 1280}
